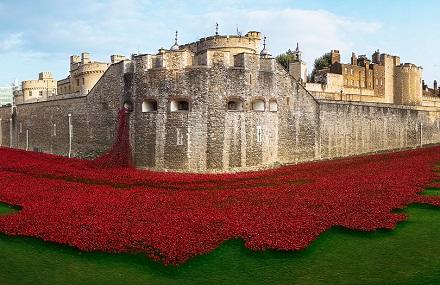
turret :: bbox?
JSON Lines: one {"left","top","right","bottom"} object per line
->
{"left": 260, "top": 36, "right": 271, "bottom": 58}
{"left": 81, "top": 52, "right": 91, "bottom": 64}
{"left": 289, "top": 43, "right": 307, "bottom": 83}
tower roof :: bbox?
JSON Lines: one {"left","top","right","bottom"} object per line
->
{"left": 170, "top": 31, "right": 179, "bottom": 51}
{"left": 260, "top": 36, "right": 271, "bottom": 57}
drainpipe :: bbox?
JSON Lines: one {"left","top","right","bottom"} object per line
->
{"left": 68, "top": 113, "right": 72, "bottom": 158}
{"left": 9, "top": 118, "right": 12, "bottom": 147}
{"left": 26, "top": 130, "right": 29, "bottom": 151}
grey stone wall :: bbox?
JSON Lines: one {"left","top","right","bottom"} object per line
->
{"left": 1, "top": 52, "right": 439, "bottom": 173}
{"left": 319, "top": 100, "right": 440, "bottom": 159}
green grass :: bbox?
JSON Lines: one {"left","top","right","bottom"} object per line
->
{"left": 0, "top": 203, "right": 440, "bottom": 284}
{"left": 0, "top": 203, "right": 20, "bottom": 216}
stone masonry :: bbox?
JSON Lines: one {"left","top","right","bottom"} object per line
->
{"left": 1, "top": 30, "right": 440, "bottom": 172}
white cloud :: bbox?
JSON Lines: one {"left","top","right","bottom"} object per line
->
{"left": 186, "top": 8, "right": 382, "bottom": 68}
{"left": 0, "top": 33, "right": 24, "bottom": 52}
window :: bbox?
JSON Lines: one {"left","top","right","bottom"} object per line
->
{"left": 29, "top": 91, "right": 32, "bottom": 97}
{"left": 19, "top": 123, "right": 22, "bottom": 133}
{"left": 252, "top": 99, "right": 265, "bottom": 111}
{"left": 39, "top": 91, "right": 43, "bottom": 97}
{"left": 76, "top": 79, "right": 80, "bottom": 86}
{"left": 142, "top": 100, "right": 158, "bottom": 112}
{"left": 176, "top": 128, "right": 184, "bottom": 145}
{"left": 344, "top": 68, "right": 348, "bottom": 74}
{"left": 256, "top": 126, "right": 262, "bottom": 143}
{"left": 369, "top": 82, "right": 372, "bottom": 87}
{"left": 227, "top": 99, "right": 243, "bottom": 111}
{"left": 350, "top": 69, "right": 354, "bottom": 75}
{"left": 53, "top": 124, "right": 56, "bottom": 136}
{"left": 82, "top": 78, "right": 85, "bottom": 85}
{"left": 351, "top": 80, "right": 354, "bottom": 86}
{"left": 380, "top": 79, "right": 383, "bottom": 86}
{"left": 375, "top": 79, "right": 379, "bottom": 86}
{"left": 345, "top": 79, "right": 348, "bottom": 85}
{"left": 269, "top": 100, "right": 278, "bottom": 112}
{"left": 170, "top": 100, "right": 189, "bottom": 112}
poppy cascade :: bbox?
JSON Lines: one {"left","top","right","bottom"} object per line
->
{"left": 0, "top": 109, "right": 439, "bottom": 265}
{"left": 90, "top": 107, "right": 133, "bottom": 168}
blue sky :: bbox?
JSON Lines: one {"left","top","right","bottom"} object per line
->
{"left": 0, "top": 0, "right": 439, "bottom": 87}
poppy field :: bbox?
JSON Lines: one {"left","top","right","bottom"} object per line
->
{"left": 0, "top": 143, "right": 439, "bottom": 266}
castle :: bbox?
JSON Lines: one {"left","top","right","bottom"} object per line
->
{"left": 1, "top": 29, "right": 440, "bottom": 172}
{"left": 289, "top": 49, "right": 440, "bottom": 108}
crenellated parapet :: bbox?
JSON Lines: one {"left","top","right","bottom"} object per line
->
{"left": 180, "top": 31, "right": 261, "bottom": 56}
{"left": 22, "top": 72, "right": 57, "bottom": 102}
{"left": 134, "top": 49, "right": 275, "bottom": 74}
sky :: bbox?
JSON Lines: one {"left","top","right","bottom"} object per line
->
{"left": 0, "top": 0, "right": 439, "bottom": 86}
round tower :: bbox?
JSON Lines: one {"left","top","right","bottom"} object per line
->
{"left": 179, "top": 31, "right": 262, "bottom": 56}
{"left": 394, "top": 63, "right": 423, "bottom": 105}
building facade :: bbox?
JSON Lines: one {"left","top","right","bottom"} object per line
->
{"left": 294, "top": 49, "right": 436, "bottom": 108}
{"left": 0, "top": 86, "right": 13, "bottom": 106}
{"left": 57, "top": 52, "right": 114, "bottom": 96}
{"left": 18, "top": 72, "right": 57, "bottom": 103}
{"left": 1, "top": 30, "right": 440, "bottom": 172}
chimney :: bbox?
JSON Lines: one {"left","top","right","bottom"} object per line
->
{"left": 372, "top": 50, "right": 381, "bottom": 64}
{"left": 351, "top": 52, "right": 358, "bottom": 66}
{"left": 331, "top": 50, "right": 340, "bottom": 65}
{"left": 434, "top": 80, "right": 438, "bottom": 95}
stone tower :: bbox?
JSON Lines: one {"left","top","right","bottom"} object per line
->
{"left": 394, "top": 63, "right": 423, "bottom": 105}
{"left": 289, "top": 43, "right": 308, "bottom": 83}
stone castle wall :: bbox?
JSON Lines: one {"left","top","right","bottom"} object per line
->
{"left": 319, "top": 101, "right": 440, "bottom": 159}
{"left": 1, "top": 53, "right": 440, "bottom": 173}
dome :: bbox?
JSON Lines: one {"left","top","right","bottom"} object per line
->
{"left": 260, "top": 47, "right": 270, "bottom": 56}
{"left": 170, "top": 30, "right": 179, "bottom": 51}
{"left": 260, "top": 36, "right": 271, "bottom": 57}
{"left": 170, "top": 43, "right": 179, "bottom": 51}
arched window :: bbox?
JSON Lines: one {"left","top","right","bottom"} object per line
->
{"left": 142, "top": 100, "right": 158, "bottom": 112}
{"left": 269, "top": 100, "right": 278, "bottom": 112}
{"left": 170, "top": 99, "right": 190, "bottom": 112}
{"left": 252, "top": 99, "right": 265, "bottom": 111}
{"left": 227, "top": 99, "right": 243, "bottom": 111}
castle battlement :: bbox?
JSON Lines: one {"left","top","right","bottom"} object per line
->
{"left": 396, "top": 63, "right": 423, "bottom": 71}
{"left": 134, "top": 48, "right": 275, "bottom": 73}
{"left": 180, "top": 31, "right": 262, "bottom": 56}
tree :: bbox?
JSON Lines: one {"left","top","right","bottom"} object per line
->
{"left": 311, "top": 52, "right": 332, "bottom": 82}
{"left": 275, "top": 49, "right": 296, "bottom": 70}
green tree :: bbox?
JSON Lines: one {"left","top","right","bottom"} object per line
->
{"left": 275, "top": 49, "right": 295, "bottom": 70}
{"left": 311, "top": 52, "right": 332, "bottom": 81}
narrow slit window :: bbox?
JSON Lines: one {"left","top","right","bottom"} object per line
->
{"left": 256, "top": 126, "right": 262, "bottom": 143}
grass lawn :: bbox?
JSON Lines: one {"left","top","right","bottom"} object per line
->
{"left": 1, "top": 196, "right": 440, "bottom": 285}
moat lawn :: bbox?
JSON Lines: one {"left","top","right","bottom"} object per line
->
{"left": 1, "top": 146, "right": 440, "bottom": 284}
{"left": 1, "top": 201, "right": 440, "bottom": 285}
